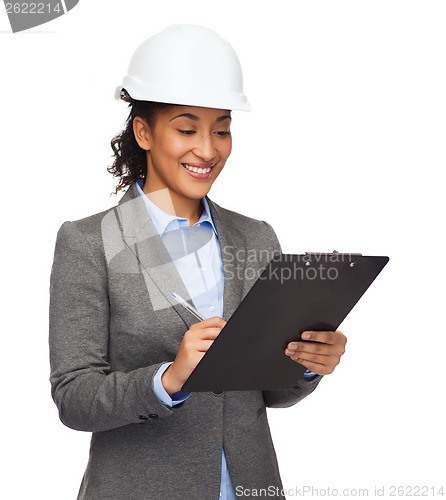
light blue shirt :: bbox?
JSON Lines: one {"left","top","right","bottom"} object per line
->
{"left": 135, "top": 179, "right": 236, "bottom": 499}
{"left": 135, "top": 179, "right": 316, "bottom": 499}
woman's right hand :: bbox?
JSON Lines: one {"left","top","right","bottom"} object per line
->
{"left": 161, "top": 316, "right": 227, "bottom": 395}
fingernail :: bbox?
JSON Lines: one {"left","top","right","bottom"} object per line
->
{"left": 302, "top": 332, "right": 311, "bottom": 340}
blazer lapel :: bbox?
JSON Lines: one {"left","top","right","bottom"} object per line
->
{"left": 114, "top": 183, "right": 247, "bottom": 326}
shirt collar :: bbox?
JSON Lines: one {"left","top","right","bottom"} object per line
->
{"left": 135, "top": 179, "right": 218, "bottom": 238}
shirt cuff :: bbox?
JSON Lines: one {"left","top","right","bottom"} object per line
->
{"left": 302, "top": 369, "right": 318, "bottom": 381}
{"left": 153, "top": 361, "right": 191, "bottom": 407}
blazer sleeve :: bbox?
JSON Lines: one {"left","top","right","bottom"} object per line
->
{"left": 49, "top": 221, "right": 176, "bottom": 433}
{"left": 260, "top": 220, "right": 324, "bottom": 409}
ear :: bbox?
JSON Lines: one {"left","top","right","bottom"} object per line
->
{"left": 133, "top": 116, "right": 152, "bottom": 151}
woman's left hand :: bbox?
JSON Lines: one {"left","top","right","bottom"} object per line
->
{"left": 285, "top": 330, "right": 347, "bottom": 375}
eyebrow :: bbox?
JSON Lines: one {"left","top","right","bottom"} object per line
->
{"left": 169, "top": 113, "right": 232, "bottom": 122}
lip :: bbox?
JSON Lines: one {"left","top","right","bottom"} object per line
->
{"left": 182, "top": 162, "right": 216, "bottom": 180}
{"left": 183, "top": 162, "right": 216, "bottom": 168}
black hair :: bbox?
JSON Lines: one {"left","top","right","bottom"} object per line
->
{"left": 107, "top": 91, "right": 175, "bottom": 195}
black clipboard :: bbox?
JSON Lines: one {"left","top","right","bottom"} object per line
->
{"left": 181, "top": 252, "right": 389, "bottom": 392}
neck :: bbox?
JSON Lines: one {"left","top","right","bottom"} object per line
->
{"left": 142, "top": 180, "right": 203, "bottom": 227}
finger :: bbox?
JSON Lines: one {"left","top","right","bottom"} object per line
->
{"left": 286, "top": 341, "right": 345, "bottom": 358}
{"left": 301, "top": 330, "right": 346, "bottom": 345}
{"left": 197, "top": 316, "right": 227, "bottom": 328}
{"left": 197, "top": 326, "right": 224, "bottom": 340}
{"left": 290, "top": 354, "right": 338, "bottom": 375}
{"left": 195, "top": 339, "right": 216, "bottom": 352}
{"left": 188, "top": 325, "right": 222, "bottom": 339}
{"left": 182, "top": 337, "right": 216, "bottom": 352}
{"left": 291, "top": 351, "right": 337, "bottom": 366}
{"left": 286, "top": 342, "right": 332, "bottom": 357}
{"left": 182, "top": 328, "right": 219, "bottom": 348}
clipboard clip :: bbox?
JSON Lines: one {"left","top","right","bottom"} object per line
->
{"left": 304, "top": 250, "right": 363, "bottom": 256}
{"left": 303, "top": 250, "right": 363, "bottom": 268}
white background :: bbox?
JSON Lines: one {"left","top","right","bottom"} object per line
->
{"left": 1, "top": 1, "right": 445, "bottom": 498}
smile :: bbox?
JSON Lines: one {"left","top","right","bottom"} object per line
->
{"left": 181, "top": 163, "right": 216, "bottom": 180}
{"left": 182, "top": 163, "right": 215, "bottom": 174}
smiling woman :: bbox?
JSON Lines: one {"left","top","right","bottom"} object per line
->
{"left": 48, "top": 24, "right": 344, "bottom": 500}
{"left": 109, "top": 101, "right": 233, "bottom": 225}
{"left": 133, "top": 105, "right": 232, "bottom": 225}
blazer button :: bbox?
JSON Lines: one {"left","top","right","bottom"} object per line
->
{"left": 139, "top": 414, "right": 159, "bottom": 420}
{"left": 211, "top": 390, "right": 223, "bottom": 396}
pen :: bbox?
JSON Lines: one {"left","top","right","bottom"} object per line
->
{"left": 171, "top": 292, "right": 206, "bottom": 322}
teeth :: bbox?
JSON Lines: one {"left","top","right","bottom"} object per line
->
{"left": 183, "top": 164, "right": 213, "bottom": 174}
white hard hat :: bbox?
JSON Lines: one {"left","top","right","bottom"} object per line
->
{"left": 115, "top": 24, "right": 251, "bottom": 111}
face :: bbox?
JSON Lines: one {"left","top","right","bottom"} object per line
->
{"left": 134, "top": 105, "right": 232, "bottom": 203}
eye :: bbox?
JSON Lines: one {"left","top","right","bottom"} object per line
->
{"left": 215, "top": 131, "right": 231, "bottom": 137}
{"left": 178, "top": 130, "right": 196, "bottom": 135}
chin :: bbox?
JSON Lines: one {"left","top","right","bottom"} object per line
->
{"left": 187, "top": 188, "right": 211, "bottom": 200}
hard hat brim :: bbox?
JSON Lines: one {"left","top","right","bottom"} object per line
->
{"left": 114, "top": 85, "right": 251, "bottom": 112}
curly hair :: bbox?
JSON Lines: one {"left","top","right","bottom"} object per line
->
{"left": 108, "top": 92, "right": 175, "bottom": 195}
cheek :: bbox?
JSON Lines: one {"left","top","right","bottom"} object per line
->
{"left": 219, "top": 139, "right": 232, "bottom": 160}
{"left": 158, "top": 136, "right": 190, "bottom": 160}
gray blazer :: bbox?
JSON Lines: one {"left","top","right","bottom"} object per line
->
{"left": 49, "top": 182, "right": 322, "bottom": 499}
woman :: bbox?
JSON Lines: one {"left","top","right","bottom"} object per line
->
{"left": 49, "top": 24, "right": 346, "bottom": 499}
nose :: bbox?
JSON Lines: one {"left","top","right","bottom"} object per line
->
{"left": 192, "top": 134, "right": 217, "bottom": 162}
